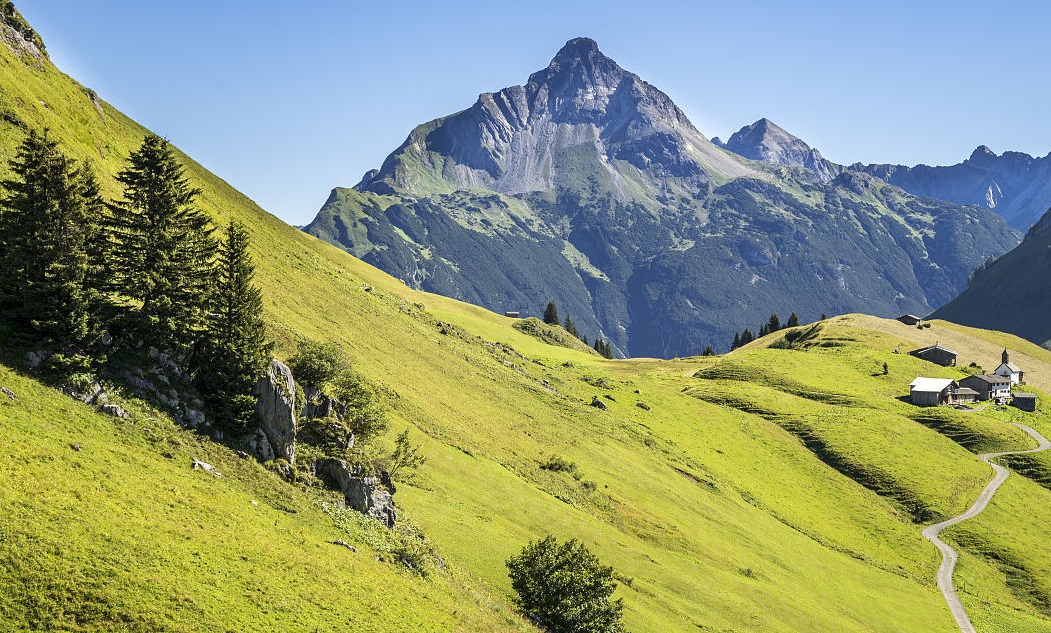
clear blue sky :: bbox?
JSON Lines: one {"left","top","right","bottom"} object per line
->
{"left": 19, "top": 1, "right": 1051, "bottom": 225}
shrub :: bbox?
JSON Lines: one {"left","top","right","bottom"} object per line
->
{"left": 506, "top": 536, "right": 624, "bottom": 633}
{"left": 287, "top": 339, "right": 346, "bottom": 388}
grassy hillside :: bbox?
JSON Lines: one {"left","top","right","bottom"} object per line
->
{"left": 4, "top": 18, "right": 1051, "bottom": 633}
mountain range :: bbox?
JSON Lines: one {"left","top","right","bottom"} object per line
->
{"left": 716, "top": 118, "right": 1051, "bottom": 231}
{"left": 305, "top": 38, "right": 1020, "bottom": 358}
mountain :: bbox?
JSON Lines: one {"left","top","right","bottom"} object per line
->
{"left": 9, "top": 12, "right": 1051, "bottom": 632}
{"left": 850, "top": 147, "right": 1051, "bottom": 230}
{"left": 714, "top": 118, "right": 839, "bottom": 183}
{"left": 306, "top": 38, "right": 1020, "bottom": 358}
{"left": 720, "top": 119, "right": 1051, "bottom": 231}
{"left": 932, "top": 207, "right": 1051, "bottom": 346}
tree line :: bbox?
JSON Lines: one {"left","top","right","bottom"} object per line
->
{"left": 729, "top": 312, "right": 809, "bottom": 351}
{"left": 0, "top": 130, "right": 270, "bottom": 429}
{"left": 543, "top": 301, "right": 613, "bottom": 359}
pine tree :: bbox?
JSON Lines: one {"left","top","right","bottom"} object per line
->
{"left": 564, "top": 314, "right": 579, "bottom": 339}
{"left": 768, "top": 313, "right": 781, "bottom": 333}
{"left": 593, "top": 338, "right": 613, "bottom": 359}
{"left": 786, "top": 312, "right": 800, "bottom": 328}
{"left": 702, "top": 345, "right": 715, "bottom": 357}
{"left": 0, "top": 129, "right": 106, "bottom": 372}
{"left": 543, "top": 301, "right": 560, "bottom": 325}
{"left": 196, "top": 221, "right": 273, "bottom": 429}
{"left": 106, "top": 134, "right": 216, "bottom": 362}
{"left": 740, "top": 328, "right": 754, "bottom": 345}
{"left": 731, "top": 332, "right": 740, "bottom": 350}
{"left": 758, "top": 324, "right": 768, "bottom": 337}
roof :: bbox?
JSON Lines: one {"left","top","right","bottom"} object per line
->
{"left": 911, "top": 343, "right": 958, "bottom": 356}
{"left": 956, "top": 387, "right": 980, "bottom": 396}
{"left": 998, "top": 362, "right": 1022, "bottom": 372}
{"left": 910, "top": 377, "right": 955, "bottom": 393}
{"left": 963, "top": 374, "right": 1011, "bottom": 385}
{"left": 1013, "top": 393, "right": 1037, "bottom": 399}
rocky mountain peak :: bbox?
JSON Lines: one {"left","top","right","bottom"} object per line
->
{"left": 723, "top": 118, "right": 838, "bottom": 182}
{"left": 969, "top": 145, "right": 997, "bottom": 163}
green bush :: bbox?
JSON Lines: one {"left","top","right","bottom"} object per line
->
{"left": 506, "top": 536, "right": 624, "bottom": 633}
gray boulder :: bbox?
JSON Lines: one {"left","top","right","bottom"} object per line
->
{"left": 318, "top": 459, "right": 397, "bottom": 528}
{"left": 253, "top": 359, "right": 297, "bottom": 464}
{"left": 99, "top": 404, "right": 130, "bottom": 419}
{"left": 241, "top": 428, "right": 275, "bottom": 462}
{"left": 61, "top": 379, "right": 108, "bottom": 406}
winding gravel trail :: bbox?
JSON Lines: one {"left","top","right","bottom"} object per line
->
{"left": 921, "top": 423, "right": 1051, "bottom": 633}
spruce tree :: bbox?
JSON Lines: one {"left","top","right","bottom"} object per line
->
{"left": 768, "top": 313, "right": 781, "bottom": 333}
{"left": 196, "top": 221, "right": 273, "bottom": 429}
{"left": 786, "top": 312, "right": 800, "bottom": 328}
{"left": 543, "top": 301, "right": 560, "bottom": 325}
{"left": 740, "top": 328, "right": 754, "bottom": 345}
{"left": 564, "top": 314, "right": 579, "bottom": 339}
{"left": 0, "top": 129, "right": 106, "bottom": 372}
{"left": 106, "top": 134, "right": 216, "bottom": 362}
{"left": 702, "top": 345, "right": 715, "bottom": 356}
{"left": 731, "top": 332, "right": 740, "bottom": 350}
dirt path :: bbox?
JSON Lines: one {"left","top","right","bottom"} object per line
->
{"left": 921, "top": 423, "right": 1051, "bottom": 633}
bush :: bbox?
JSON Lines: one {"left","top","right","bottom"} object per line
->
{"left": 506, "top": 536, "right": 624, "bottom": 633}
{"left": 287, "top": 339, "right": 346, "bottom": 388}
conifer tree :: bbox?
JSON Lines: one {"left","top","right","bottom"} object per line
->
{"left": 740, "top": 328, "right": 754, "bottom": 345}
{"left": 731, "top": 332, "right": 740, "bottom": 350}
{"left": 758, "top": 324, "right": 768, "bottom": 337}
{"left": 196, "top": 221, "right": 273, "bottom": 428}
{"left": 768, "top": 313, "right": 781, "bottom": 333}
{"left": 0, "top": 129, "right": 106, "bottom": 372}
{"left": 564, "top": 314, "right": 579, "bottom": 339}
{"left": 702, "top": 345, "right": 715, "bottom": 357}
{"left": 543, "top": 301, "right": 560, "bottom": 325}
{"left": 106, "top": 134, "right": 216, "bottom": 361}
{"left": 786, "top": 312, "right": 800, "bottom": 328}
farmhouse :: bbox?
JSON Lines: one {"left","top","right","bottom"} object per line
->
{"left": 994, "top": 348, "right": 1024, "bottom": 384}
{"left": 909, "top": 343, "right": 958, "bottom": 367}
{"left": 959, "top": 374, "right": 1012, "bottom": 402}
{"left": 897, "top": 314, "right": 923, "bottom": 326}
{"left": 909, "top": 377, "right": 960, "bottom": 407}
{"left": 1012, "top": 393, "right": 1037, "bottom": 412}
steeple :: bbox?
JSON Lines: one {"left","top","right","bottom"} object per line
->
{"left": 1003, "top": 348, "right": 1010, "bottom": 365}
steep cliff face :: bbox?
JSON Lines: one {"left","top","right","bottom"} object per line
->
{"left": 308, "top": 38, "right": 1020, "bottom": 359}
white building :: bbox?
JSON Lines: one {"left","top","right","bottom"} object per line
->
{"left": 994, "top": 348, "right": 1024, "bottom": 384}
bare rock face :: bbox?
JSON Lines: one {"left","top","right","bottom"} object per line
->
{"left": 722, "top": 118, "right": 840, "bottom": 183}
{"left": 253, "top": 360, "right": 297, "bottom": 464}
{"left": 318, "top": 459, "right": 397, "bottom": 528}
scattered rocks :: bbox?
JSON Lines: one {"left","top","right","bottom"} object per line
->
{"left": 191, "top": 459, "right": 222, "bottom": 478}
{"left": 590, "top": 396, "right": 607, "bottom": 410}
{"left": 163, "top": 451, "right": 174, "bottom": 459}
{"left": 253, "top": 360, "right": 297, "bottom": 464}
{"left": 235, "top": 450, "right": 250, "bottom": 459}
{"left": 70, "top": 443, "right": 82, "bottom": 452}
{"left": 99, "top": 404, "right": 130, "bottom": 419}
{"left": 1, "top": 387, "right": 15, "bottom": 400}
{"left": 636, "top": 401, "right": 651, "bottom": 411}
{"left": 634, "top": 388, "right": 641, "bottom": 394}
{"left": 603, "top": 394, "right": 615, "bottom": 401}
{"left": 331, "top": 539, "right": 358, "bottom": 553}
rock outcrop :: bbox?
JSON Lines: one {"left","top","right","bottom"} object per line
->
{"left": 253, "top": 359, "right": 297, "bottom": 464}
{"left": 318, "top": 459, "right": 397, "bottom": 528}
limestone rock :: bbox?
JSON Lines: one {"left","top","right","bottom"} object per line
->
{"left": 60, "top": 379, "right": 107, "bottom": 405}
{"left": 253, "top": 359, "right": 297, "bottom": 464}
{"left": 192, "top": 459, "right": 221, "bottom": 478}
{"left": 318, "top": 459, "right": 397, "bottom": 528}
{"left": 1, "top": 386, "right": 15, "bottom": 400}
{"left": 590, "top": 396, "right": 607, "bottom": 410}
{"left": 99, "top": 404, "right": 130, "bottom": 419}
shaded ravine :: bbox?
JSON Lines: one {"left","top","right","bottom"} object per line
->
{"left": 922, "top": 423, "right": 1051, "bottom": 633}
